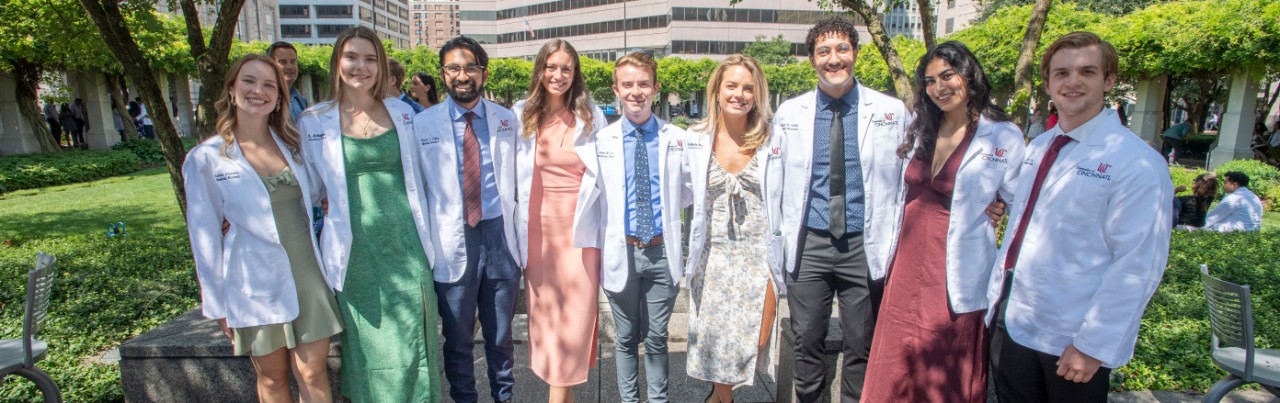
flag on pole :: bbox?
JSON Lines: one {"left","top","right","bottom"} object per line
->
{"left": 524, "top": 20, "right": 536, "bottom": 38}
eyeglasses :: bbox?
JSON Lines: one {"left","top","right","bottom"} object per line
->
{"left": 443, "top": 64, "right": 485, "bottom": 77}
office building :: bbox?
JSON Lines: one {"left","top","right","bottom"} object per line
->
{"left": 457, "top": 0, "right": 870, "bottom": 61}
{"left": 160, "top": 0, "right": 280, "bottom": 42}
{"left": 937, "top": 0, "right": 980, "bottom": 36}
{"left": 411, "top": 0, "right": 462, "bottom": 49}
{"left": 279, "top": 0, "right": 413, "bottom": 47}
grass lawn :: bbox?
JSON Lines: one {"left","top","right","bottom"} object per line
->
{"left": 1265, "top": 210, "right": 1280, "bottom": 232}
{"left": 0, "top": 168, "right": 199, "bottom": 402}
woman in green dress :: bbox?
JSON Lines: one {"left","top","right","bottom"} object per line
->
{"left": 297, "top": 26, "right": 443, "bottom": 402}
{"left": 184, "top": 54, "right": 343, "bottom": 403}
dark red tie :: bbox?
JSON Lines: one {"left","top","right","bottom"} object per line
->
{"left": 1003, "top": 134, "right": 1073, "bottom": 270}
{"left": 462, "top": 111, "right": 482, "bottom": 227}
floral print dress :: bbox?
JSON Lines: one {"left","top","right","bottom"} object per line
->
{"left": 687, "top": 152, "right": 771, "bottom": 386}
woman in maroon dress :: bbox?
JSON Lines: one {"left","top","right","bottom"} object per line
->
{"left": 862, "top": 41, "right": 1027, "bottom": 402}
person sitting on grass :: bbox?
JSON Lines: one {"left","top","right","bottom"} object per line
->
{"left": 1203, "top": 171, "right": 1263, "bottom": 232}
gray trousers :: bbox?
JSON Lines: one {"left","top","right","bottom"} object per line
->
{"left": 604, "top": 245, "right": 680, "bottom": 403}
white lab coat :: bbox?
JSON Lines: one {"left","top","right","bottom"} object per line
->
{"left": 509, "top": 100, "right": 609, "bottom": 267}
{"left": 983, "top": 109, "right": 1173, "bottom": 368}
{"left": 767, "top": 85, "right": 911, "bottom": 284}
{"left": 297, "top": 98, "right": 434, "bottom": 292}
{"left": 586, "top": 117, "right": 693, "bottom": 293}
{"left": 682, "top": 125, "right": 787, "bottom": 292}
{"left": 182, "top": 131, "right": 323, "bottom": 328}
{"left": 901, "top": 117, "right": 1027, "bottom": 313}
{"left": 413, "top": 98, "right": 521, "bottom": 283}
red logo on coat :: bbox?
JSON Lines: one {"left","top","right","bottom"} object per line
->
{"left": 500, "top": 119, "right": 510, "bottom": 127}
{"left": 994, "top": 148, "right": 1007, "bottom": 158}
{"left": 884, "top": 113, "right": 895, "bottom": 121}
{"left": 1097, "top": 163, "right": 1111, "bottom": 173}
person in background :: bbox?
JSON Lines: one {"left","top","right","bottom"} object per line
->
{"left": 267, "top": 41, "right": 309, "bottom": 123}
{"left": 414, "top": 35, "right": 521, "bottom": 403}
{"left": 1202, "top": 171, "right": 1263, "bottom": 232}
{"left": 862, "top": 40, "right": 1026, "bottom": 403}
{"left": 986, "top": 32, "right": 1172, "bottom": 403}
{"left": 682, "top": 54, "right": 781, "bottom": 403}
{"left": 1161, "top": 118, "right": 1191, "bottom": 163}
{"left": 1173, "top": 173, "right": 1218, "bottom": 229}
{"left": 1045, "top": 102, "right": 1058, "bottom": 130}
{"left": 297, "top": 26, "right": 443, "bottom": 402}
{"left": 183, "top": 53, "right": 342, "bottom": 403}
{"left": 510, "top": 38, "right": 609, "bottom": 403}
{"left": 411, "top": 73, "right": 440, "bottom": 109}
{"left": 59, "top": 103, "right": 79, "bottom": 147}
{"left": 388, "top": 58, "right": 426, "bottom": 114}
{"left": 135, "top": 97, "right": 155, "bottom": 139}
{"left": 72, "top": 98, "right": 89, "bottom": 148}
{"left": 43, "top": 100, "right": 63, "bottom": 146}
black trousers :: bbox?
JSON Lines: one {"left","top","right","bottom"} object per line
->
{"left": 990, "top": 274, "right": 1111, "bottom": 403}
{"left": 785, "top": 229, "right": 881, "bottom": 403}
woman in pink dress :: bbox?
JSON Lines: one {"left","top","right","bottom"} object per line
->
{"left": 862, "top": 41, "right": 1026, "bottom": 402}
{"left": 511, "top": 39, "right": 608, "bottom": 403}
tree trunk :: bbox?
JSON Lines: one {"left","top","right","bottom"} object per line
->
{"left": 838, "top": 0, "right": 915, "bottom": 106}
{"left": 78, "top": 0, "right": 188, "bottom": 214}
{"left": 179, "top": 0, "right": 247, "bottom": 138}
{"left": 1011, "top": 0, "right": 1053, "bottom": 129}
{"left": 8, "top": 59, "right": 61, "bottom": 153}
{"left": 104, "top": 73, "right": 138, "bottom": 140}
{"left": 915, "top": 0, "right": 937, "bottom": 49}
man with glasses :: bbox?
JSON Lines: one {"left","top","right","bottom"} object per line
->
{"left": 413, "top": 36, "right": 521, "bottom": 403}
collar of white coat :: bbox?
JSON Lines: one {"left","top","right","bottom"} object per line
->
{"left": 1045, "top": 108, "right": 1117, "bottom": 145}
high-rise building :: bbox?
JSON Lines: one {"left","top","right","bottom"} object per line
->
{"left": 410, "top": 0, "right": 462, "bottom": 50}
{"left": 457, "top": 0, "right": 869, "bottom": 61}
{"left": 937, "top": 0, "right": 980, "bottom": 36}
{"left": 159, "top": 0, "right": 280, "bottom": 43}
{"left": 278, "top": 0, "right": 413, "bottom": 47}
{"left": 881, "top": 1, "right": 927, "bottom": 41}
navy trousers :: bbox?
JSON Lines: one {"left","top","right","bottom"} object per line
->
{"left": 435, "top": 216, "right": 521, "bottom": 403}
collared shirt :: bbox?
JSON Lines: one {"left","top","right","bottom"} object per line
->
{"left": 1043, "top": 108, "right": 1116, "bottom": 159}
{"left": 622, "top": 115, "right": 664, "bottom": 238}
{"left": 289, "top": 88, "right": 309, "bottom": 123}
{"left": 449, "top": 99, "right": 501, "bottom": 220}
{"left": 399, "top": 93, "right": 426, "bottom": 114}
{"left": 42, "top": 103, "right": 57, "bottom": 120}
{"left": 1204, "top": 187, "right": 1263, "bottom": 232}
{"left": 807, "top": 86, "right": 865, "bottom": 234}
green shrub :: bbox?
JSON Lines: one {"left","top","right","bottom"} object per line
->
{"left": 670, "top": 115, "right": 692, "bottom": 129}
{"left": 0, "top": 150, "right": 141, "bottom": 194}
{"left": 1119, "top": 231, "right": 1279, "bottom": 391}
{"left": 1213, "top": 159, "right": 1280, "bottom": 201}
{"left": 110, "top": 138, "right": 166, "bottom": 166}
{"left": 0, "top": 233, "right": 199, "bottom": 402}
{"left": 1182, "top": 134, "right": 1217, "bottom": 157}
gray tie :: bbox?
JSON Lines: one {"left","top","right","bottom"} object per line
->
{"left": 829, "top": 99, "right": 846, "bottom": 239}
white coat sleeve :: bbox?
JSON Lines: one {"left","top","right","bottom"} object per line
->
{"left": 182, "top": 151, "right": 229, "bottom": 320}
{"left": 1071, "top": 157, "right": 1173, "bottom": 367}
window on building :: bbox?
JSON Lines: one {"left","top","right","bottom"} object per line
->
{"left": 948, "top": 0, "right": 956, "bottom": 8}
{"left": 280, "top": 5, "right": 309, "bottom": 18}
{"left": 945, "top": 17, "right": 954, "bottom": 34}
{"left": 360, "top": 7, "right": 374, "bottom": 22}
{"left": 282, "top": 24, "right": 311, "bottom": 38}
{"left": 315, "top": 5, "right": 351, "bottom": 18}
{"left": 318, "top": 24, "right": 346, "bottom": 38}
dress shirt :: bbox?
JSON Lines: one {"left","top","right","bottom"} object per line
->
{"left": 807, "top": 88, "right": 865, "bottom": 234}
{"left": 622, "top": 115, "right": 664, "bottom": 238}
{"left": 289, "top": 88, "right": 309, "bottom": 122}
{"left": 1204, "top": 187, "right": 1263, "bottom": 232}
{"left": 449, "top": 99, "right": 502, "bottom": 220}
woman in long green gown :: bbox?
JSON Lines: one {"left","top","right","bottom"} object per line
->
{"left": 297, "top": 26, "right": 442, "bottom": 402}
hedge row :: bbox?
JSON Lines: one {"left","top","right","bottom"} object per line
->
{"left": 1170, "top": 159, "right": 1280, "bottom": 211}
{"left": 0, "top": 139, "right": 179, "bottom": 195}
{"left": 1121, "top": 231, "right": 1278, "bottom": 390}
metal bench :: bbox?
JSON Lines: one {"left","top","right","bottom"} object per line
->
{"left": 1199, "top": 264, "right": 1280, "bottom": 402}
{"left": 0, "top": 252, "right": 62, "bottom": 403}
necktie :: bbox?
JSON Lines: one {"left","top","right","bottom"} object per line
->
{"left": 828, "top": 99, "right": 846, "bottom": 239}
{"left": 1003, "top": 134, "right": 1074, "bottom": 270}
{"left": 634, "top": 127, "right": 655, "bottom": 243}
{"left": 462, "top": 111, "right": 482, "bottom": 227}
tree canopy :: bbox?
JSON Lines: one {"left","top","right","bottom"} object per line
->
{"left": 743, "top": 35, "right": 798, "bottom": 66}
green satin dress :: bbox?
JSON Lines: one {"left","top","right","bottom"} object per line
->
{"left": 337, "top": 129, "right": 442, "bottom": 402}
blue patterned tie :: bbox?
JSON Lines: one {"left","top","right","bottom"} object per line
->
{"left": 634, "top": 127, "right": 655, "bottom": 243}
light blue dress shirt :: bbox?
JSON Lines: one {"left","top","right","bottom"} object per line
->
{"left": 622, "top": 116, "right": 664, "bottom": 238}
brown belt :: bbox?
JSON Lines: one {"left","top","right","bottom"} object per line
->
{"left": 625, "top": 234, "right": 664, "bottom": 249}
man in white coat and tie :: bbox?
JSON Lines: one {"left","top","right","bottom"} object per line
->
{"left": 769, "top": 17, "right": 910, "bottom": 401}
{"left": 985, "top": 32, "right": 1173, "bottom": 402}
{"left": 586, "top": 51, "right": 692, "bottom": 403}
{"left": 414, "top": 36, "right": 521, "bottom": 403}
